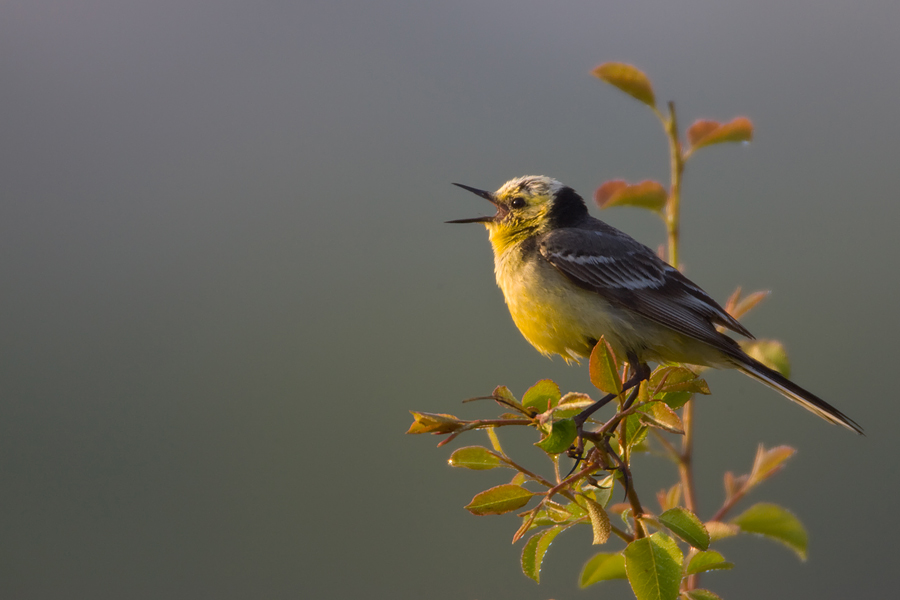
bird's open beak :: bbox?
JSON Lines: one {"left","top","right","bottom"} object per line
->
{"left": 446, "top": 183, "right": 501, "bottom": 224}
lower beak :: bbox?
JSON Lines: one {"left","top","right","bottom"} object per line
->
{"left": 447, "top": 183, "right": 499, "bottom": 224}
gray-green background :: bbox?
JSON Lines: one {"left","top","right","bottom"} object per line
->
{"left": 2, "top": 1, "right": 897, "bottom": 598}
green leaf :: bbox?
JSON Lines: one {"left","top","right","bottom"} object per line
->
{"left": 535, "top": 418, "right": 577, "bottom": 454}
{"left": 624, "top": 532, "right": 684, "bottom": 600}
{"left": 659, "top": 507, "right": 709, "bottom": 550}
{"left": 521, "top": 532, "right": 540, "bottom": 582}
{"left": 658, "top": 391, "right": 693, "bottom": 410}
{"left": 591, "top": 62, "right": 656, "bottom": 108}
{"left": 554, "top": 392, "right": 593, "bottom": 418}
{"left": 651, "top": 366, "right": 710, "bottom": 395}
{"left": 742, "top": 339, "right": 791, "bottom": 378}
{"left": 588, "top": 475, "right": 616, "bottom": 509}
{"left": 406, "top": 411, "right": 464, "bottom": 435}
{"left": 624, "top": 414, "right": 648, "bottom": 451}
{"left": 580, "top": 552, "right": 627, "bottom": 588}
{"left": 584, "top": 497, "right": 611, "bottom": 545}
{"left": 486, "top": 427, "right": 504, "bottom": 453}
{"left": 589, "top": 337, "right": 622, "bottom": 395}
{"left": 522, "top": 526, "right": 566, "bottom": 583}
{"left": 731, "top": 503, "right": 808, "bottom": 560}
{"left": 522, "top": 379, "right": 561, "bottom": 410}
{"left": 492, "top": 385, "right": 519, "bottom": 406}
{"left": 594, "top": 180, "right": 668, "bottom": 213}
{"left": 566, "top": 500, "right": 588, "bottom": 519}
{"left": 681, "top": 590, "right": 724, "bottom": 600}
{"left": 685, "top": 550, "right": 734, "bottom": 575}
{"left": 687, "top": 116, "right": 753, "bottom": 151}
{"left": 465, "top": 484, "right": 535, "bottom": 516}
{"left": 542, "top": 501, "right": 573, "bottom": 523}
{"left": 639, "top": 401, "right": 685, "bottom": 434}
{"left": 535, "top": 526, "right": 564, "bottom": 579}
{"left": 448, "top": 446, "right": 501, "bottom": 470}
{"left": 509, "top": 471, "right": 526, "bottom": 486}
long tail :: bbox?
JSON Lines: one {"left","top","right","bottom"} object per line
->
{"left": 733, "top": 355, "right": 863, "bottom": 434}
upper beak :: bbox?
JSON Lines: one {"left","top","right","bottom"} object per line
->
{"left": 446, "top": 183, "right": 499, "bottom": 224}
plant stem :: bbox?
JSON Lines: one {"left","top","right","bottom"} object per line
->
{"left": 679, "top": 403, "right": 697, "bottom": 514}
{"left": 663, "top": 100, "right": 700, "bottom": 591}
{"left": 664, "top": 101, "right": 683, "bottom": 269}
{"left": 661, "top": 101, "right": 698, "bottom": 513}
{"left": 710, "top": 482, "right": 749, "bottom": 523}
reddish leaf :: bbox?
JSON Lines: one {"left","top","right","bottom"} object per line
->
{"left": 749, "top": 444, "right": 796, "bottom": 485}
{"left": 594, "top": 180, "right": 628, "bottom": 207}
{"left": 687, "top": 120, "right": 721, "bottom": 146}
{"left": 688, "top": 116, "right": 753, "bottom": 151}
{"left": 657, "top": 483, "right": 682, "bottom": 513}
{"left": 589, "top": 337, "right": 622, "bottom": 395}
{"left": 594, "top": 180, "right": 667, "bottom": 213}
{"left": 724, "top": 288, "right": 771, "bottom": 321}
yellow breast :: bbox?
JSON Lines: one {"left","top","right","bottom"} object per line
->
{"left": 491, "top": 244, "right": 638, "bottom": 362}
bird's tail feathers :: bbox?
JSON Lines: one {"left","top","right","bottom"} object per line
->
{"left": 733, "top": 355, "right": 863, "bottom": 435}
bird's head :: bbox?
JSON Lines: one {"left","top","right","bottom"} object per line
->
{"left": 448, "top": 175, "right": 587, "bottom": 250}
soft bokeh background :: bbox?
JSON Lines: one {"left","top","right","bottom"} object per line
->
{"left": 2, "top": 1, "right": 897, "bottom": 598}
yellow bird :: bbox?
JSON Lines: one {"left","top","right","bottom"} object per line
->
{"left": 449, "top": 175, "right": 861, "bottom": 434}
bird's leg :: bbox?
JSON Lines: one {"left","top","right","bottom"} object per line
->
{"left": 600, "top": 437, "right": 631, "bottom": 500}
{"left": 573, "top": 358, "right": 650, "bottom": 432}
{"left": 566, "top": 391, "right": 616, "bottom": 476}
{"left": 567, "top": 359, "right": 651, "bottom": 477}
{"left": 622, "top": 361, "right": 650, "bottom": 410}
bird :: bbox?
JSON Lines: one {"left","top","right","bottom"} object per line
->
{"left": 448, "top": 175, "right": 862, "bottom": 434}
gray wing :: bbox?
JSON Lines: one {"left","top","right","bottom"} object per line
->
{"left": 538, "top": 225, "right": 753, "bottom": 346}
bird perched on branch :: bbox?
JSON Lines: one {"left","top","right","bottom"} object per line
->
{"left": 449, "top": 175, "right": 862, "bottom": 435}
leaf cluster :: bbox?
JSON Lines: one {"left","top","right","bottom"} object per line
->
{"left": 409, "top": 337, "right": 806, "bottom": 599}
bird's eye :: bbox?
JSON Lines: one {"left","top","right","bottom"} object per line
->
{"left": 510, "top": 197, "right": 526, "bottom": 209}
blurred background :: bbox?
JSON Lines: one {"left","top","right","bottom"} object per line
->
{"left": 1, "top": 1, "right": 897, "bottom": 598}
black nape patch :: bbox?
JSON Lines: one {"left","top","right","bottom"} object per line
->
{"left": 548, "top": 187, "right": 588, "bottom": 228}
